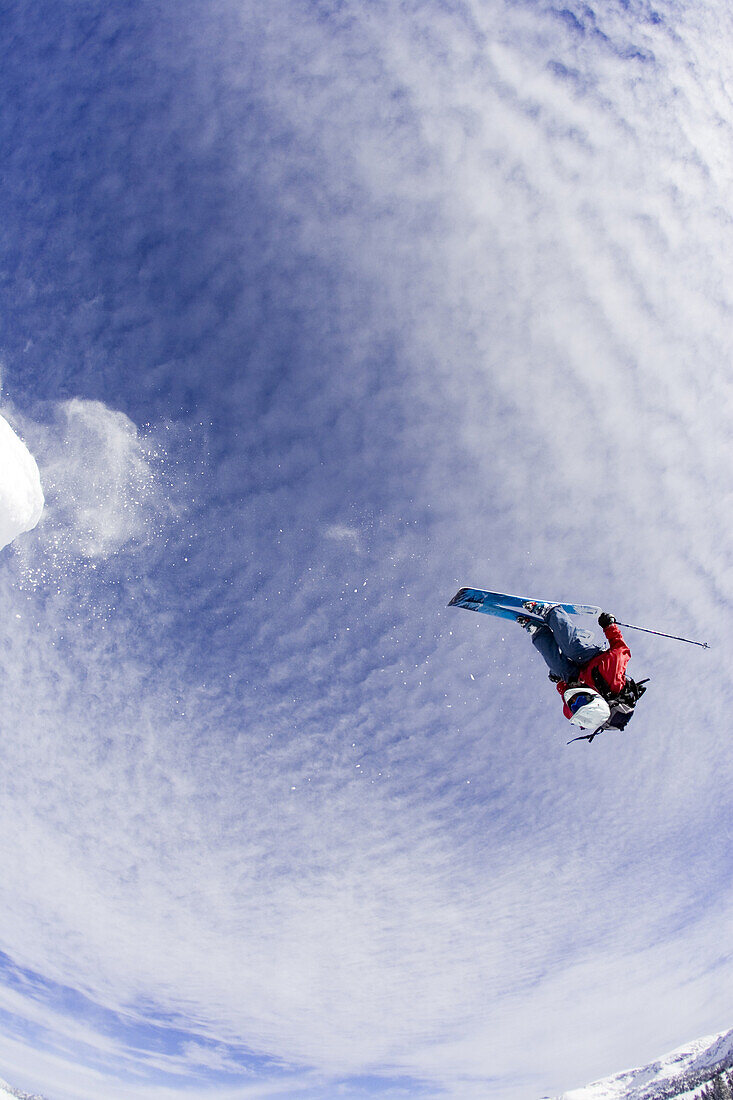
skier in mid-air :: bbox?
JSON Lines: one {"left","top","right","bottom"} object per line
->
{"left": 449, "top": 585, "right": 708, "bottom": 743}
{"left": 518, "top": 604, "right": 646, "bottom": 741}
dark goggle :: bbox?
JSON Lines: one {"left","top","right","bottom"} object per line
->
{"left": 568, "top": 692, "right": 594, "bottom": 714}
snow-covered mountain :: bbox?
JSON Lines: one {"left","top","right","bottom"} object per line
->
{"left": 0, "top": 1079, "right": 45, "bottom": 1100}
{"left": 550, "top": 1028, "right": 733, "bottom": 1100}
{"left": 0, "top": 1032, "right": 730, "bottom": 1100}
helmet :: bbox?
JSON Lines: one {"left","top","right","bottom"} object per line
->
{"left": 563, "top": 686, "right": 611, "bottom": 731}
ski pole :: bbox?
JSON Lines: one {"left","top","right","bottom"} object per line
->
{"left": 615, "top": 621, "right": 710, "bottom": 649}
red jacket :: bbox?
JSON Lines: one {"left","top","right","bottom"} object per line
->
{"left": 557, "top": 623, "right": 631, "bottom": 720}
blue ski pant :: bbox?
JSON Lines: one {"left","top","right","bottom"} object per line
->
{"left": 531, "top": 607, "right": 606, "bottom": 682}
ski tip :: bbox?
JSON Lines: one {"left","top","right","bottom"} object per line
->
{"left": 448, "top": 588, "right": 467, "bottom": 606}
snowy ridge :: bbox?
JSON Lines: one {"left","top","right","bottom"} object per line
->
{"left": 0, "top": 1078, "right": 45, "bottom": 1100}
{"left": 551, "top": 1028, "right": 733, "bottom": 1100}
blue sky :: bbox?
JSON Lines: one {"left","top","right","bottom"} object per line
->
{"left": 0, "top": 1, "right": 732, "bottom": 1098}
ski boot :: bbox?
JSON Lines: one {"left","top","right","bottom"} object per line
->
{"left": 516, "top": 616, "right": 538, "bottom": 634}
{"left": 523, "top": 601, "right": 555, "bottom": 619}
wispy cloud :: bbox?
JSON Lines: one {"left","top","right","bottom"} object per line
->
{"left": 0, "top": 1, "right": 731, "bottom": 1099}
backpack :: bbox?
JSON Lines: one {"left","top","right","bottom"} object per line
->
{"left": 568, "top": 673, "right": 650, "bottom": 740}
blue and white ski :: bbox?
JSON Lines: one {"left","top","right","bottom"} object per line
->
{"left": 447, "top": 587, "right": 601, "bottom": 624}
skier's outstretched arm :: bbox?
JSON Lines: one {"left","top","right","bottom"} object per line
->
{"left": 599, "top": 616, "right": 631, "bottom": 657}
{"left": 598, "top": 614, "right": 631, "bottom": 692}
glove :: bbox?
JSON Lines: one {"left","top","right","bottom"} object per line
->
{"left": 548, "top": 673, "right": 562, "bottom": 683}
{"left": 598, "top": 612, "right": 616, "bottom": 628}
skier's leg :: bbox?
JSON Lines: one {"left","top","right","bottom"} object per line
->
{"left": 531, "top": 624, "right": 580, "bottom": 682}
{"left": 547, "top": 606, "right": 605, "bottom": 665}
